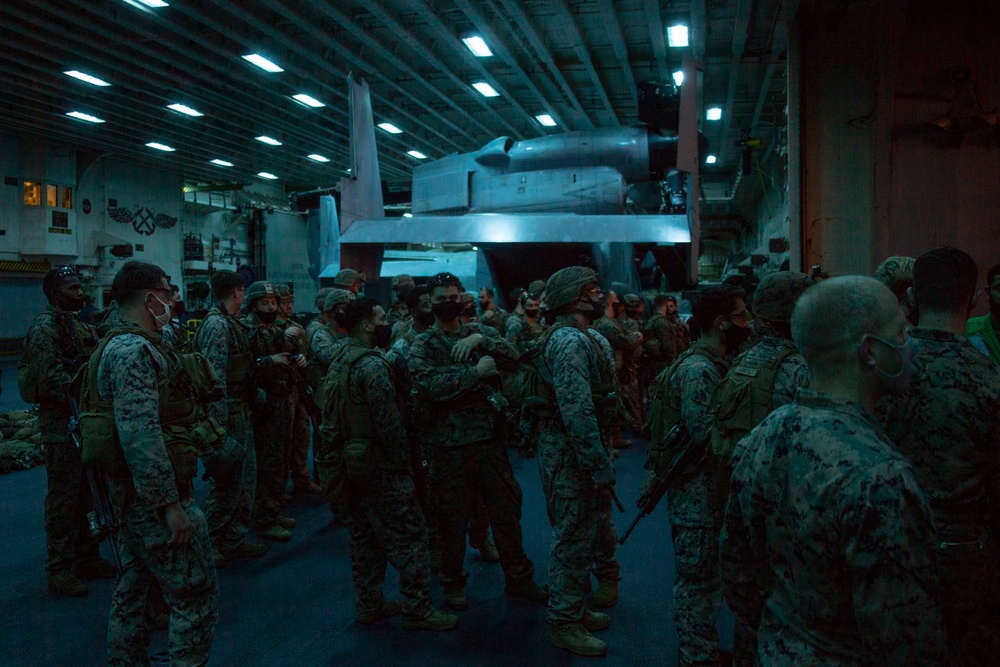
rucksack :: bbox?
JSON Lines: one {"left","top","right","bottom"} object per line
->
{"left": 709, "top": 346, "right": 796, "bottom": 462}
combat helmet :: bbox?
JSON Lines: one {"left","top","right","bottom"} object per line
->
{"left": 391, "top": 274, "right": 415, "bottom": 290}
{"left": 275, "top": 284, "right": 292, "bottom": 300}
{"left": 244, "top": 280, "right": 276, "bottom": 305}
{"left": 314, "top": 287, "right": 333, "bottom": 311}
{"left": 333, "top": 268, "right": 364, "bottom": 289}
{"left": 323, "top": 288, "right": 356, "bottom": 312}
{"left": 543, "top": 266, "right": 598, "bottom": 312}
{"left": 752, "top": 271, "right": 815, "bottom": 323}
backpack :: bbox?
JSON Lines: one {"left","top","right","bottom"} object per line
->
{"left": 709, "top": 346, "right": 796, "bottom": 462}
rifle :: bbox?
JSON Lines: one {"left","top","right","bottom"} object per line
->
{"left": 68, "top": 398, "right": 121, "bottom": 571}
{"left": 619, "top": 423, "right": 697, "bottom": 545}
{"left": 291, "top": 357, "right": 323, "bottom": 434}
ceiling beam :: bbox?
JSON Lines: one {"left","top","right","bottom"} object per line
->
{"left": 718, "top": 0, "right": 755, "bottom": 166}
{"left": 493, "top": 0, "right": 595, "bottom": 129}
{"left": 551, "top": 0, "right": 620, "bottom": 126}
{"left": 596, "top": 0, "right": 638, "bottom": 109}
{"left": 644, "top": 0, "right": 670, "bottom": 85}
{"left": 364, "top": 0, "right": 521, "bottom": 138}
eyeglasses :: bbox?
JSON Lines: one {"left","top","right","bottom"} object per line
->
{"left": 427, "top": 272, "right": 460, "bottom": 289}
{"left": 727, "top": 310, "right": 749, "bottom": 326}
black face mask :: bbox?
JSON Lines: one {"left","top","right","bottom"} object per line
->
{"left": 334, "top": 311, "right": 350, "bottom": 328}
{"left": 578, "top": 296, "right": 606, "bottom": 323}
{"left": 415, "top": 309, "right": 436, "bottom": 325}
{"left": 462, "top": 306, "right": 477, "bottom": 318}
{"left": 257, "top": 310, "right": 278, "bottom": 324}
{"left": 524, "top": 308, "right": 539, "bottom": 319}
{"left": 373, "top": 323, "right": 392, "bottom": 349}
{"left": 432, "top": 301, "right": 465, "bottom": 323}
{"left": 612, "top": 303, "right": 624, "bottom": 317}
{"left": 724, "top": 322, "right": 751, "bottom": 350}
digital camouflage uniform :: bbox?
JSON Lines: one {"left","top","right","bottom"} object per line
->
{"left": 195, "top": 307, "right": 256, "bottom": 553}
{"left": 333, "top": 339, "right": 435, "bottom": 620}
{"left": 479, "top": 307, "right": 510, "bottom": 336}
{"left": 538, "top": 319, "right": 619, "bottom": 624}
{"left": 659, "top": 341, "right": 730, "bottom": 667}
{"left": 505, "top": 314, "right": 546, "bottom": 353}
{"left": 23, "top": 306, "right": 102, "bottom": 576}
{"left": 593, "top": 315, "right": 643, "bottom": 433}
{"left": 99, "top": 329, "right": 218, "bottom": 667}
{"left": 160, "top": 320, "right": 188, "bottom": 350}
{"left": 242, "top": 311, "right": 295, "bottom": 531}
{"left": 721, "top": 389, "right": 948, "bottom": 664}
{"left": 277, "top": 312, "right": 312, "bottom": 491}
{"left": 879, "top": 327, "right": 1000, "bottom": 663}
{"left": 408, "top": 322, "right": 536, "bottom": 593}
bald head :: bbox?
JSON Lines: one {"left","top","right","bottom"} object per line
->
{"left": 792, "top": 276, "right": 902, "bottom": 371}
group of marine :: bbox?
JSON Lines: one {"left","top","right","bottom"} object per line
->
{"left": 20, "top": 245, "right": 1000, "bottom": 665}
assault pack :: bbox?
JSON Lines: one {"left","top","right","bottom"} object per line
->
{"left": 708, "top": 345, "right": 796, "bottom": 462}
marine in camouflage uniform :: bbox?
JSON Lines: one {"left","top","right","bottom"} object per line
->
{"left": 409, "top": 274, "right": 545, "bottom": 609}
{"left": 22, "top": 267, "right": 114, "bottom": 596}
{"left": 329, "top": 298, "right": 457, "bottom": 631}
{"left": 388, "top": 273, "right": 416, "bottom": 328}
{"left": 99, "top": 264, "right": 218, "bottom": 666}
{"left": 878, "top": 248, "right": 1000, "bottom": 663}
{"left": 504, "top": 294, "right": 546, "bottom": 354}
{"left": 242, "top": 282, "right": 298, "bottom": 540}
{"left": 194, "top": 271, "right": 260, "bottom": 559}
{"left": 721, "top": 275, "right": 947, "bottom": 665}
{"left": 477, "top": 287, "right": 509, "bottom": 335}
{"left": 593, "top": 295, "right": 643, "bottom": 438}
{"left": 276, "top": 284, "right": 318, "bottom": 495}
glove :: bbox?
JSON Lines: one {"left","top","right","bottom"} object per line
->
{"left": 639, "top": 470, "right": 658, "bottom": 497}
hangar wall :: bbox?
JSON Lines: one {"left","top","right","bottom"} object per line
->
{"left": 797, "top": 0, "right": 1000, "bottom": 300}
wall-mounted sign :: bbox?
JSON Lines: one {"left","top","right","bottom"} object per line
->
{"left": 108, "top": 205, "right": 178, "bottom": 236}
{"left": 82, "top": 199, "right": 92, "bottom": 214}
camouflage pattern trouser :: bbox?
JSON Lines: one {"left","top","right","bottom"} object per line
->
{"left": 592, "top": 493, "right": 621, "bottom": 584}
{"left": 107, "top": 496, "right": 218, "bottom": 667}
{"left": 620, "top": 375, "right": 645, "bottom": 432}
{"left": 544, "top": 489, "right": 602, "bottom": 624}
{"left": 252, "top": 393, "right": 291, "bottom": 528}
{"left": 430, "top": 438, "right": 534, "bottom": 590}
{"left": 284, "top": 386, "right": 312, "bottom": 489}
{"left": 667, "top": 468, "right": 724, "bottom": 667}
{"left": 468, "top": 491, "right": 491, "bottom": 549}
{"left": 938, "top": 529, "right": 1000, "bottom": 666}
{"left": 204, "top": 405, "right": 256, "bottom": 552}
{"left": 41, "top": 436, "right": 99, "bottom": 572}
{"left": 346, "top": 470, "right": 433, "bottom": 620}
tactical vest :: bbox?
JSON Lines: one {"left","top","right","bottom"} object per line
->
{"left": 18, "top": 310, "right": 97, "bottom": 404}
{"left": 193, "top": 310, "right": 252, "bottom": 385}
{"left": 643, "top": 344, "right": 727, "bottom": 471}
{"left": 526, "top": 322, "right": 621, "bottom": 437}
{"left": 318, "top": 344, "right": 385, "bottom": 481}
{"left": 709, "top": 345, "right": 796, "bottom": 462}
{"left": 79, "top": 327, "right": 225, "bottom": 492}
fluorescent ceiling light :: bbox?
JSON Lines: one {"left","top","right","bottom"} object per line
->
{"left": 403, "top": 213, "right": 413, "bottom": 218}
{"left": 378, "top": 122, "right": 403, "bottom": 134}
{"left": 64, "top": 70, "right": 110, "bottom": 87}
{"left": 307, "top": 154, "right": 330, "bottom": 162}
{"left": 146, "top": 142, "right": 175, "bottom": 152}
{"left": 472, "top": 82, "right": 500, "bottom": 98}
{"left": 167, "top": 103, "right": 203, "bottom": 117}
{"left": 462, "top": 36, "right": 492, "bottom": 57}
{"left": 706, "top": 107, "right": 722, "bottom": 121}
{"left": 242, "top": 53, "right": 284, "bottom": 73}
{"left": 255, "top": 135, "right": 282, "bottom": 146}
{"left": 136, "top": 0, "right": 169, "bottom": 7}
{"left": 292, "top": 93, "right": 325, "bottom": 108}
{"left": 210, "top": 159, "right": 233, "bottom": 167}
{"left": 407, "top": 150, "right": 427, "bottom": 159}
{"left": 667, "top": 25, "right": 689, "bottom": 48}
{"left": 705, "top": 154, "right": 717, "bottom": 164}
{"left": 673, "top": 70, "right": 684, "bottom": 86}
{"left": 536, "top": 114, "right": 556, "bottom": 127}
{"left": 66, "top": 111, "right": 105, "bottom": 124}
{"left": 257, "top": 172, "right": 278, "bottom": 180}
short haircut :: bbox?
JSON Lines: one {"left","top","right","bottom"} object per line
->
{"left": 988, "top": 262, "right": 1000, "bottom": 288}
{"left": 653, "top": 293, "right": 672, "bottom": 309}
{"left": 341, "top": 296, "right": 380, "bottom": 333}
{"left": 913, "top": 246, "right": 978, "bottom": 311}
{"left": 874, "top": 256, "right": 915, "bottom": 301}
{"left": 111, "top": 261, "right": 168, "bottom": 306}
{"left": 792, "top": 276, "right": 897, "bottom": 368}
{"left": 509, "top": 287, "right": 525, "bottom": 305}
{"left": 691, "top": 285, "right": 744, "bottom": 332}
{"left": 427, "top": 272, "right": 462, "bottom": 297}
{"left": 169, "top": 283, "right": 180, "bottom": 294}
{"left": 211, "top": 270, "right": 245, "bottom": 300}
{"left": 520, "top": 292, "right": 539, "bottom": 307}
{"left": 43, "top": 266, "right": 79, "bottom": 295}
{"left": 405, "top": 285, "right": 429, "bottom": 310}
{"left": 479, "top": 286, "right": 494, "bottom": 298}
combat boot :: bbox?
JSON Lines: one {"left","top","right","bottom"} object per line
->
{"left": 593, "top": 579, "right": 619, "bottom": 608}
{"left": 276, "top": 515, "right": 297, "bottom": 529}
{"left": 258, "top": 524, "right": 292, "bottom": 542}
{"left": 582, "top": 609, "right": 611, "bottom": 632}
{"left": 477, "top": 539, "right": 500, "bottom": 563}
{"left": 221, "top": 541, "right": 267, "bottom": 561}
{"left": 401, "top": 608, "right": 459, "bottom": 632}
{"left": 550, "top": 622, "right": 608, "bottom": 657}
{"left": 504, "top": 579, "right": 550, "bottom": 604}
{"left": 71, "top": 555, "right": 117, "bottom": 580}
{"left": 47, "top": 570, "right": 89, "bottom": 597}
{"left": 443, "top": 586, "right": 469, "bottom": 611}
{"left": 356, "top": 599, "right": 401, "bottom": 625}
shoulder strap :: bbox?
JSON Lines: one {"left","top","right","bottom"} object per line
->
{"left": 749, "top": 346, "right": 797, "bottom": 415}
